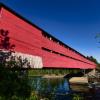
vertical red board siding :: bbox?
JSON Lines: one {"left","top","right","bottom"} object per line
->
{"left": 0, "top": 6, "right": 96, "bottom": 69}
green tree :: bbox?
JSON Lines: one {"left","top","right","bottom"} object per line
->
{"left": 0, "top": 29, "right": 32, "bottom": 99}
{"left": 87, "top": 56, "right": 98, "bottom": 64}
{"left": 0, "top": 51, "right": 32, "bottom": 100}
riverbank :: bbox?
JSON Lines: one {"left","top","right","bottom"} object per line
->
{"left": 28, "top": 69, "right": 81, "bottom": 77}
{"left": 42, "top": 74, "right": 64, "bottom": 78}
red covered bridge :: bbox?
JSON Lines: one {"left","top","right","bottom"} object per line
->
{"left": 0, "top": 3, "right": 96, "bottom": 69}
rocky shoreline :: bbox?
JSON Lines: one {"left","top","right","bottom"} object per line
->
{"left": 69, "top": 77, "right": 88, "bottom": 84}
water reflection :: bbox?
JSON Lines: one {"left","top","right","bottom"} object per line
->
{"left": 29, "top": 76, "right": 100, "bottom": 100}
{"left": 29, "top": 77, "right": 72, "bottom": 100}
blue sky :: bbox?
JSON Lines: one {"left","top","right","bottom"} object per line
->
{"left": 0, "top": 0, "right": 100, "bottom": 62}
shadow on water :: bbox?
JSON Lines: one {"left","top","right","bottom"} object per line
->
{"left": 29, "top": 76, "right": 100, "bottom": 100}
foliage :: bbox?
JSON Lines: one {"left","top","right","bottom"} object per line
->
{"left": 28, "top": 68, "right": 81, "bottom": 76}
{"left": 0, "top": 50, "right": 32, "bottom": 100}
{"left": 87, "top": 56, "right": 98, "bottom": 64}
{"left": 72, "top": 93, "right": 84, "bottom": 100}
{"left": 87, "top": 56, "right": 100, "bottom": 70}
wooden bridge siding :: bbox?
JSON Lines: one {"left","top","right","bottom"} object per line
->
{"left": 0, "top": 6, "right": 96, "bottom": 69}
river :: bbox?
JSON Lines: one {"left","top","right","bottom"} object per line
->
{"left": 29, "top": 76, "right": 100, "bottom": 100}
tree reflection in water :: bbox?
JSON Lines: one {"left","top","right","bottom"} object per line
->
{"left": 29, "top": 77, "right": 72, "bottom": 100}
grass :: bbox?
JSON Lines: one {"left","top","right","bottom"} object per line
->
{"left": 28, "top": 68, "right": 81, "bottom": 76}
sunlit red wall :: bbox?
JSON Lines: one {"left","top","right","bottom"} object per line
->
{"left": 0, "top": 6, "right": 96, "bottom": 69}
